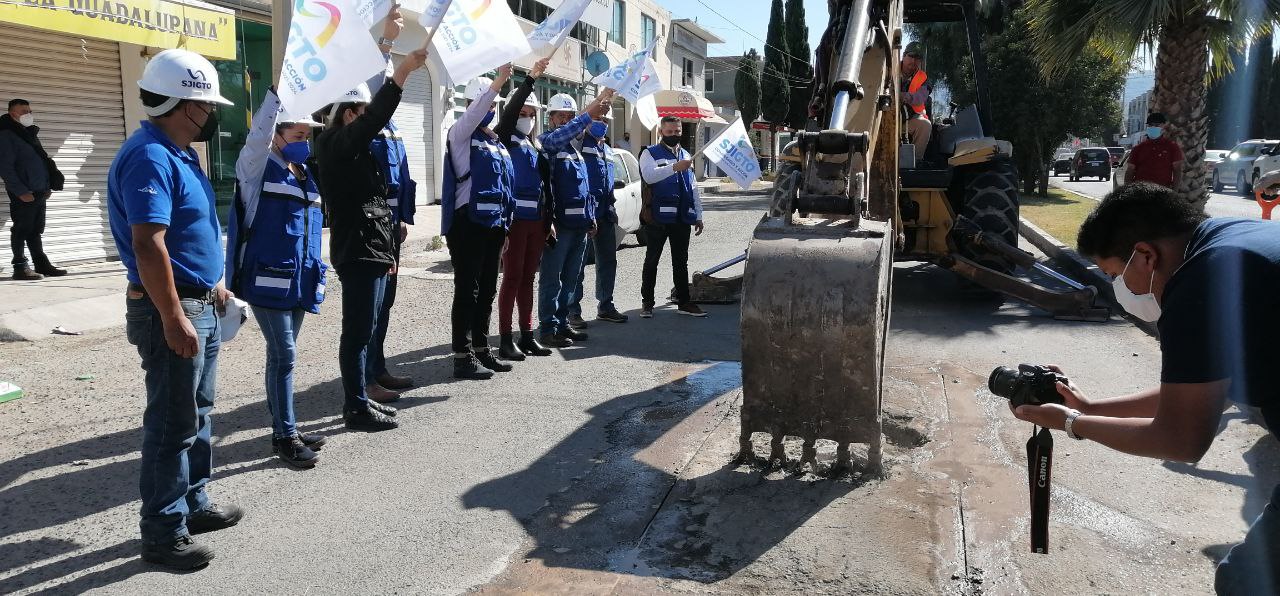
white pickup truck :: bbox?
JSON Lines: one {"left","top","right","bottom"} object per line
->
{"left": 608, "top": 149, "right": 644, "bottom": 248}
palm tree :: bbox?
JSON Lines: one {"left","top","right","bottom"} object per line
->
{"left": 1026, "top": 0, "right": 1278, "bottom": 210}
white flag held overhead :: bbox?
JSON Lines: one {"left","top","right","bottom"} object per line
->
{"left": 617, "top": 57, "right": 661, "bottom": 103}
{"left": 703, "top": 118, "right": 763, "bottom": 190}
{"left": 527, "top": 0, "right": 592, "bottom": 52}
{"left": 634, "top": 93, "right": 661, "bottom": 130}
{"left": 420, "top": 0, "right": 531, "bottom": 84}
{"left": 591, "top": 36, "right": 657, "bottom": 91}
{"left": 278, "top": 0, "right": 388, "bottom": 120}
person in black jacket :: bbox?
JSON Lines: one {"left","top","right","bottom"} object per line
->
{"left": 314, "top": 47, "right": 427, "bottom": 433}
{"left": 0, "top": 99, "right": 66, "bottom": 280}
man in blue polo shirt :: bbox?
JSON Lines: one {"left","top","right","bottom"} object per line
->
{"left": 107, "top": 49, "right": 241, "bottom": 570}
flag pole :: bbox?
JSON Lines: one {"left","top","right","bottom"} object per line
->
{"left": 420, "top": 0, "right": 456, "bottom": 51}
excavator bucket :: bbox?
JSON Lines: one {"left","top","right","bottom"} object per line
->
{"left": 738, "top": 216, "right": 893, "bottom": 474}
{"left": 688, "top": 251, "right": 747, "bottom": 304}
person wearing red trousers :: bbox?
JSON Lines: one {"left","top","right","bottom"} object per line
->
{"left": 494, "top": 57, "right": 553, "bottom": 360}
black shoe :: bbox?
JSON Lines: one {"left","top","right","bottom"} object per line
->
{"left": 298, "top": 432, "right": 327, "bottom": 451}
{"left": 367, "top": 399, "right": 397, "bottom": 417}
{"left": 186, "top": 503, "right": 243, "bottom": 535}
{"left": 35, "top": 265, "right": 67, "bottom": 277}
{"left": 273, "top": 436, "right": 320, "bottom": 469}
{"left": 344, "top": 407, "right": 399, "bottom": 432}
{"left": 562, "top": 327, "right": 588, "bottom": 342}
{"left": 12, "top": 268, "right": 42, "bottom": 281}
{"left": 477, "top": 349, "right": 513, "bottom": 372}
{"left": 640, "top": 302, "right": 654, "bottom": 318}
{"left": 597, "top": 309, "right": 628, "bottom": 323}
{"left": 540, "top": 332, "right": 573, "bottom": 348}
{"left": 519, "top": 332, "right": 553, "bottom": 356}
{"left": 568, "top": 314, "right": 589, "bottom": 329}
{"left": 677, "top": 302, "right": 708, "bottom": 317}
{"left": 499, "top": 334, "right": 526, "bottom": 361}
{"left": 375, "top": 373, "right": 414, "bottom": 390}
{"left": 141, "top": 535, "right": 214, "bottom": 570}
{"left": 454, "top": 354, "right": 495, "bottom": 380}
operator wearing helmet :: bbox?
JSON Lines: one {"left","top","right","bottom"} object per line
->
{"left": 537, "top": 89, "right": 615, "bottom": 348}
{"left": 107, "top": 48, "right": 238, "bottom": 570}
{"left": 443, "top": 65, "right": 516, "bottom": 380}
{"left": 900, "top": 41, "right": 932, "bottom": 157}
{"left": 569, "top": 95, "right": 628, "bottom": 326}
{"left": 492, "top": 57, "right": 554, "bottom": 361}
{"left": 225, "top": 88, "right": 327, "bottom": 471}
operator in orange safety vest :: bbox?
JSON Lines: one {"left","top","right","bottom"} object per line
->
{"left": 900, "top": 41, "right": 932, "bottom": 158}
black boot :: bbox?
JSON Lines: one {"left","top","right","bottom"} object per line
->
{"left": 476, "top": 349, "right": 513, "bottom": 372}
{"left": 518, "top": 331, "right": 553, "bottom": 356}
{"left": 454, "top": 353, "right": 495, "bottom": 380}
{"left": 272, "top": 436, "right": 320, "bottom": 469}
{"left": 499, "top": 334, "right": 526, "bottom": 361}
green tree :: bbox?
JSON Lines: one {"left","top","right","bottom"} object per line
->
{"left": 1263, "top": 50, "right": 1280, "bottom": 138}
{"left": 1027, "top": 0, "right": 1280, "bottom": 210}
{"left": 734, "top": 49, "right": 763, "bottom": 127}
{"left": 1249, "top": 33, "right": 1273, "bottom": 139}
{"left": 761, "top": 0, "right": 791, "bottom": 168}
{"left": 784, "top": 0, "right": 813, "bottom": 129}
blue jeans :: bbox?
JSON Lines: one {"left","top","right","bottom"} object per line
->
{"left": 1216, "top": 483, "right": 1280, "bottom": 594}
{"left": 538, "top": 228, "right": 588, "bottom": 334}
{"left": 337, "top": 262, "right": 389, "bottom": 412}
{"left": 253, "top": 306, "right": 306, "bottom": 438}
{"left": 125, "top": 295, "right": 218, "bottom": 544}
{"left": 366, "top": 272, "right": 397, "bottom": 379}
{"left": 570, "top": 222, "right": 619, "bottom": 316}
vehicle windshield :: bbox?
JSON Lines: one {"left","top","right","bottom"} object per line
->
{"left": 1079, "top": 149, "right": 1109, "bottom": 160}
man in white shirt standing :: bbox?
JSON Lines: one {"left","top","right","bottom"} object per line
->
{"left": 639, "top": 116, "right": 706, "bottom": 318}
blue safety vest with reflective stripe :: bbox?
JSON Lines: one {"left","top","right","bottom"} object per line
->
{"left": 547, "top": 147, "right": 593, "bottom": 230}
{"left": 227, "top": 155, "right": 327, "bottom": 313}
{"left": 580, "top": 136, "right": 616, "bottom": 224}
{"left": 647, "top": 143, "right": 698, "bottom": 225}
{"left": 442, "top": 129, "right": 515, "bottom": 235}
{"left": 370, "top": 120, "right": 417, "bottom": 225}
{"left": 509, "top": 132, "right": 543, "bottom": 221}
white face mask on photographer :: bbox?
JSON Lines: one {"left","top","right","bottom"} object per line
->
{"left": 516, "top": 117, "right": 535, "bottom": 136}
{"left": 1112, "top": 250, "right": 1162, "bottom": 322}
{"left": 18, "top": 113, "right": 34, "bottom": 127}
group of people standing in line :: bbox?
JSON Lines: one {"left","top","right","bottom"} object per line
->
{"left": 102, "top": 10, "right": 708, "bottom": 570}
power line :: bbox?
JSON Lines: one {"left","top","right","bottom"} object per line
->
{"left": 689, "top": 0, "right": 810, "bottom": 66}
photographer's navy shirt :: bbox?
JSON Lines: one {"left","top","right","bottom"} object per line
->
{"left": 1159, "top": 217, "right": 1280, "bottom": 433}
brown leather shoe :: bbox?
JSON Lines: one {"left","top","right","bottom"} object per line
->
{"left": 375, "top": 373, "right": 414, "bottom": 390}
{"left": 35, "top": 265, "right": 67, "bottom": 277}
{"left": 12, "top": 269, "right": 43, "bottom": 281}
{"left": 364, "top": 383, "right": 401, "bottom": 403}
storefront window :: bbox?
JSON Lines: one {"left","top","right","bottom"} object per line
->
{"left": 209, "top": 19, "right": 272, "bottom": 224}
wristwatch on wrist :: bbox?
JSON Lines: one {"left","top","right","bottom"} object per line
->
{"left": 377, "top": 37, "right": 393, "bottom": 48}
{"left": 1064, "top": 409, "right": 1085, "bottom": 440}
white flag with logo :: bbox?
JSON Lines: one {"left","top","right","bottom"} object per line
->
{"left": 592, "top": 37, "right": 657, "bottom": 92}
{"left": 278, "top": 0, "right": 389, "bottom": 120}
{"left": 703, "top": 118, "right": 762, "bottom": 190}
{"left": 527, "top": 0, "right": 592, "bottom": 52}
{"left": 419, "top": 0, "right": 531, "bottom": 84}
{"left": 618, "top": 57, "right": 661, "bottom": 103}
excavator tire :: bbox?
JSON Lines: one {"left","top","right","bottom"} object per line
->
{"left": 767, "top": 162, "right": 802, "bottom": 217}
{"left": 956, "top": 158, "right": 1020, "bottom": 275}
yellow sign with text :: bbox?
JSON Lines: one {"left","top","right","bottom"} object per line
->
{"left": 0, "top": 0, "right": 236, "bottom": 59}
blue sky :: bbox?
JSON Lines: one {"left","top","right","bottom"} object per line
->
{"left": 655, "top": 0, "right": 827, "bottom": 59}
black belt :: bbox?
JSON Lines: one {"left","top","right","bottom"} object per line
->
{"left": 127, "top": 282, "right": 216, "bottom": 303}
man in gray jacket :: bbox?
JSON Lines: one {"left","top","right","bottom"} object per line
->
{"left": 0, "top": 99, "right": 65, "bottom": 279}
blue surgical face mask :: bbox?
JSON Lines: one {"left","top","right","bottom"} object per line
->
{"left": 480, "top": 110, "right": 495, "bottom": 128}
{"left": 280, "top": 140, "right": 311, "bottom": 164}
{"left": 590, "top": 121, "right": 608, "bottom": 138}
{"left": 1146, "top": 126, "right": 1163, "bottom": 139}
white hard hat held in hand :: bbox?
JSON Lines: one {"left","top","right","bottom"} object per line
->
{"left": 547, "top": 93, "right": 577, "bottom": 113}
{"left": 137, "top": 49, "right": 233, "bottom": 117}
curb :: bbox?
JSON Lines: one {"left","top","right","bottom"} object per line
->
{"left": 1018, "top": 217, "right": 1158, "bottom": 337}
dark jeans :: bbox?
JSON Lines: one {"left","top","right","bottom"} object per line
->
{"left": 337, "top": 262, "right": 389, "bottom": 411}
{"left": 446, "top": 213, "right": 505, "bottom": 354}
{"left": 125, "top": 294, "right": 219, "bottom": 544}
{"left": 366, "top": 271, "right": 397, "bottom": 380}
{"left": 537, "top": 227, "right": 588, "bottom": 334}
{"left": 8, "top": 189, "right": 51, "bottom": 269}
{"left": 1217, "top": 483, "right": 1280, "bottom": 594}
{"left": 640, "top": 222, "right": 692, "bottom": 305}
{"left": 570, "top": 221, "right": 619, "bottom": 316}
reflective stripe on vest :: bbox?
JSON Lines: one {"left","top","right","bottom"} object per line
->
{"left": 508, "top": 133, "right": 543, "bottom": 221}
{"left": 907, "top": 70, "right": 928, "bottom": 116}
{"left": 647, "top": 144, "right": 697, "bottom": 225}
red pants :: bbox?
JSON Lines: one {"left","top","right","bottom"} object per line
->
{"left": 498, "top": 219, "right": 545, "bottom": 333}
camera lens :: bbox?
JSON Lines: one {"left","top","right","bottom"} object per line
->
{"left": 988, "top": 366, "right": 1021, "bottom": 400}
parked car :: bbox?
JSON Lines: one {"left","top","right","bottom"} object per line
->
{"left": 1070, "top": 147, "right": 1112, "bottom": 181}
{"left": 1213, "top": 139, "right": 1279, "bottom": 194}
{"left": 1112, "top": 151, "right": 1130, "bottom": 191}
{"left": 1051, "top": 154, "right": 1072, "bottom": 177}
{"left": 1106, "top": 146, "right": 1125, "bottom": 168}
{"left": 1246, "top": 144, "right": 1280, "bottom": 195}
{"left": 610, "top": 149, "right": 643, "bottom": 248}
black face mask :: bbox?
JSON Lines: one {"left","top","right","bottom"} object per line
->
{"left": 187, "top": 103, "right": 219, "bottom": 143}
{"left": 662, "top": 135, "right": 681, "bottom": 147}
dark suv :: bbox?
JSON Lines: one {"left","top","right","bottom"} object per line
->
{"left": 1070, "top": 148, "right": 1112, "bottom": 181}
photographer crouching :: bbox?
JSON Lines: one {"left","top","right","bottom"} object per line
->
{"left": 1012, "top": 181, "right": 1280, "bottom": 595}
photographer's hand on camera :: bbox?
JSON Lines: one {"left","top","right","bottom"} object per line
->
{"left": 1012, "top": 401, "right": 1075, "bottom": 431}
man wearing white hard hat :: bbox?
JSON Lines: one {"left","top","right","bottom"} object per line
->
{"left": 493, "top": 57, "right": 554, "bottom": 361}
{"left": 107, "top": 48, "right": 238, "bottom": 570}
{"left": 569, "top": 96, "right": 628, "bottom": 326}
{"left": 536, "top": 89, "right": 615, "bottom": 348}
{"left": 314, "top": 45, "right": 428, "bottom": 432}
{"left": 225, "top": 88, "right": 327, "bottom": 471}
{"left": 443, "top": 65, "right": 516, "bottom": 380}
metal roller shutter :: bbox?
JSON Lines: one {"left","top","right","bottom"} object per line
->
{"left": 0, "top": 24, "right": 127, "bottom": 265}
{"left": 391, "top": 55, "right": 437, "bottom": 206}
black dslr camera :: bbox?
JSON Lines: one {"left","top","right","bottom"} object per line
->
{"left": 988, "top": 364, "right": 1068, "bottom": 408}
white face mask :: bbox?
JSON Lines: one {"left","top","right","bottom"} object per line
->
{"left": 18, "top": 113, "right": 34, "bottom": 127}
{"left": 1112, "top": 250, "right": 1162, "bottom": 322}
{"left": 516, "top": 117, "right": 535, "bottom": 136}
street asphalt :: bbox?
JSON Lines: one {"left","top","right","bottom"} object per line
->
{"left": 0, "top": 190, "right": 1272, "bottom": 595}
{"left": 1052, "top": 175, "right": 1267, "bottom": 218}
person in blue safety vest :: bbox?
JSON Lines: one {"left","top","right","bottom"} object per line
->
{"left": 107, "top": 48, "right": 240, "bottom": 570}
{"left": 443, "top": 65, "right": 517, "bottom": 380}
{"left": 536, "top": 89, "right": 616, "bottom": 348}
{"left": 363, "top": 9, "right": 418, "bottom": 400}
{"left": 225, "top": 90, "right": 327, "bottom": 470}
{"left": 639, "top": 116, "right": 707, "bottom": 318}
{"left": 568, "top": 95, "right": 628, "bottom": 327}
{"left": 493, "top": 57, "right": 555, "bottom": 361}
{"left": 315, "top": 47, "right": 429, "bottom": 433}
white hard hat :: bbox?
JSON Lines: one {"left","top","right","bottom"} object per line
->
{"left": 523, "top": 94, "right": 543, "bottom": 110}
{"left": 581, "top": 95, "right": 612, "bottom": 120}
{"left": 137, "top": 49, "right": 233, "bottom": 117}
{"left": 338, "top": 83, "right": 372, "bottom": 104}
{"left": 547, "top": 93, "right": 577, "bottom": 113}
{"left": 465, "top": 77, "right": 494, "bottom": 102}
{"left": 279, "top": 113, "right": 323, "bottom": 127}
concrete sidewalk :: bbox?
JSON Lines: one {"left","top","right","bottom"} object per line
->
{"left": 0, "top": 207, "right": 444, "bottom": 342}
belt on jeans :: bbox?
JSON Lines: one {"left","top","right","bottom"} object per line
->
{"left": 127, "top": 282, "right": 216, "bottom": 303}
